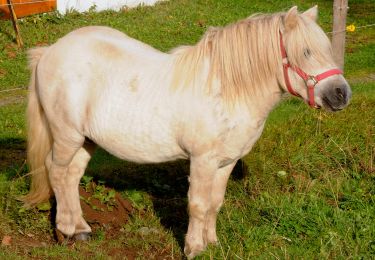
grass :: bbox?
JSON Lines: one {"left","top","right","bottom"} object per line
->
{"left": 0, "top": 0, "right": 374, "bottom": 258}
{"left": 215, "top": 83, "right": 375, "bottom": 258}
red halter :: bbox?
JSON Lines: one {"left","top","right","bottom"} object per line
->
{"left": 279, "top": 31, "right": 343, "bottom": 108}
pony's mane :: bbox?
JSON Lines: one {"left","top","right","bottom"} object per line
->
{"left": 169, "top": 10, "right": 334, "bottom": 109}
{"left": 170, "top": 13, "right": 285, "bottom": 107}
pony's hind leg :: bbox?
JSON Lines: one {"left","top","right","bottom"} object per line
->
{"left": 67, "top": 141, "right": 96, "bottom": 239}
{"left": 48, "top": 139, "right": 95, "bottom": 239}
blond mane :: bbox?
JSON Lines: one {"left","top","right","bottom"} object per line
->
{"left": 170, "top": 13, "right": 286, "bottom": 107}
{"left": 169, "top": 10, "right": 334, "bottom": 110}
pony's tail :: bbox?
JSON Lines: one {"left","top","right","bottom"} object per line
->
{"left": 23, "top": 47, "right": 54, "bottom": 206}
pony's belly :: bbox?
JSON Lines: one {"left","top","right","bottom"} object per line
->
{"left": 88, "top": 124, "right": 187, "bottom": 164}
{"left": 101, "top": 139, "right": 187, "bottom": 163}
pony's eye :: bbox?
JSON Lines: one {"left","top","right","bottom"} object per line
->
{"left": 304, "top": 48, "right": 311, "bottom": 58}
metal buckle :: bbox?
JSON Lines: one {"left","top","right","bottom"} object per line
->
{"left": 305, "top": 76, "right": 317, "bottom": 87}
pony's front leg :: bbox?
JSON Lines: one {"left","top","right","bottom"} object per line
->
{"left": 184, "top": 155, "right": 217, "bottom": 258}
{"left": 205, "top": 161, "right": 237, "bottom": 245}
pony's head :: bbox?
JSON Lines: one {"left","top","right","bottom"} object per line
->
{"left": 280, "top": 6, "right": 351, "bottom": 111}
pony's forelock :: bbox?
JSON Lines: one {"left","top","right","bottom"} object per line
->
{"left": 284, "top": 14, "right": 335, "bottom": 70}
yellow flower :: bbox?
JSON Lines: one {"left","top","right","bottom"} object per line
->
{"left": 346, "top": 24, "right": 356, "bottom": 32}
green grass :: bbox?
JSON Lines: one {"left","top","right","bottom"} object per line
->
{"left": 209, "top": 82, "right": 375, "bottom": 258}
{"left": 0, "top": 0, "right": 374, "bottom": 258}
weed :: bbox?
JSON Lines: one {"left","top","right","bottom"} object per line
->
{"left": 79, "top": 177, "right": 117, "bottom": 212}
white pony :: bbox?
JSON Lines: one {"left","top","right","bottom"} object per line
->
{"left": 25, "top": 6, "right": 351, "bottom": 258}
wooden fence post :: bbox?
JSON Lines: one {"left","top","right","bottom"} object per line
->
{"left": 7, "top": 0, "right": 23, "bottom": 47}
{"left": 332, "top": 0, "right": 348, "bottom": 70}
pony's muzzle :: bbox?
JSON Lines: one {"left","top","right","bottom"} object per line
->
{"left": 321, "top": 83, "right": 352, "bottom": 111}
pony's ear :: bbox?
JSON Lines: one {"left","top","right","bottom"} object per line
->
{"left": 284, "top": 6, "right": 299, "bottom": 31}
{"left": 303, "top": 5, "right": 318, "bottom": 21}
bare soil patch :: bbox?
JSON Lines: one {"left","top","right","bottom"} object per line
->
{"left": 79, "top": 185, "right": 133, "bottom": 236}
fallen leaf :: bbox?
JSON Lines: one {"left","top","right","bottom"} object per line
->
{"left": 1, "top": 235, "right": 12, "bottom": 246}
{"left": 277, "top": 170, "right": 287, "bottom": 178}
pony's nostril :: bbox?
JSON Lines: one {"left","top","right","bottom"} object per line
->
{"left": 335, "top": 87, "right": 346, "bottom": 101}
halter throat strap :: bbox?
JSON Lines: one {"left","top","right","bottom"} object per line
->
{"left": 279, "top": 31, "right": 343, "bottom": 108}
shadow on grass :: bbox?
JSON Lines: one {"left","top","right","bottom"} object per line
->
{"left": 86, "top": 148, "right": 247, "bottom": 250}
{"left": 0, "top": 138, "right": 26, "bottom": 175}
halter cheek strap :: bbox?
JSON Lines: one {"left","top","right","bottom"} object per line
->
{"left": 279, "top": 31, "right": 343, "bottom": 108}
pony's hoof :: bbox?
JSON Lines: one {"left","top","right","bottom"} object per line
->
{"left": 205, "top": 231, "right": 219, "bottom": 246}
{"left": 207, "top": 239, "right": 219, "bottom": 246}
{"left": 55, "top": 229, "right": 72, "bottom": 244}
{"left": 184, "top": 243, "right": 205, "bottom": 259}
{"left": 74, "top": 232, "right": 91, "bottom": 241}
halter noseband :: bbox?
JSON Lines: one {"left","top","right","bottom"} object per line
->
{"left": 279, "top": 31, "right": 343, "bottom": 108}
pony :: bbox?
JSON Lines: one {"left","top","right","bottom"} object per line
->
{"left": 24, "top": 6, "right": 351, "bottom": 258}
